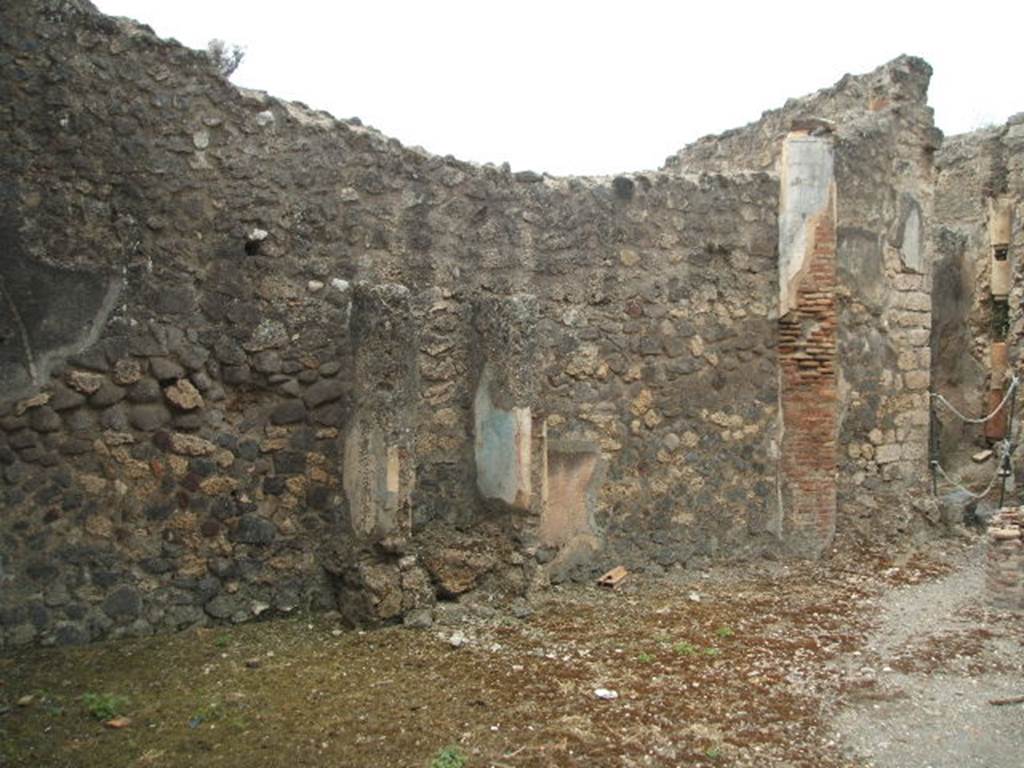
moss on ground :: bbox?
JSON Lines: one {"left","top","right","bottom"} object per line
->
{"left": 0, "top": 545, "right": 957, "bottom": 767}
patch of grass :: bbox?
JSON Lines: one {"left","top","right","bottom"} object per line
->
{"left": 28, "top": 689, "right": 65, "bottom": 717}
{"left": 636, "top": 652, "right": 654, "bottom": 664}
{"left": 42, "top": 695, "right": 65, "bottom": 718}
{"left": 189, "top": 699, "right": 223, "bottom": 728}
{"left": 672, "top": 641, "right": 697, "bottom": 656}
{"left": 81, "top": 692, "right": 127, "bottom": 721}
{"left": 429, "top": 744, "right": 468, "bottom": 768}
{"left": 0, "top": 739, "right": 24, "bottom": 762}
{"left": 704, "top": 647, "right": 721, "bottom": 657}
{"left": 715, "top": 626, "right": 735, "bottom": 639}
{"left": 214, "top": 635, "right": 231, "bottom": 648}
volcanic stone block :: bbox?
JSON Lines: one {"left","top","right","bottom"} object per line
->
{"left": 343, "top": 283, "right": 418, "bottom": 539}
{"left": 89, "top": 380, "right": 126, "bottom": 408}
{"left": 270, "top": 399, "right": 307, "bottom": 425}
{"left": 101, "top": 585, "right": 142, "bottom": 622}
{"left": 473, "top": 294, "right": 538, "bottom": 510}
{"left": 231, "top": 514, "right": 277, "bottom": 546}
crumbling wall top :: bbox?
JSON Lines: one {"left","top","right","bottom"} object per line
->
{"left": 663, "top": 55, "right": 937, "bottom": 175}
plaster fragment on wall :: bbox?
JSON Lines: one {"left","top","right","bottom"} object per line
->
{"left": 343, "top": 418, "right": 397, "bottom": 537}
{"left": 474, "top": 364, "right": 531, "bottom": 509}
{"left": 539, "top": 439, "right": 605, "bottom": 576}
{"left": 778, "top": 135, "right": 835, "bottom": 315}
{"left": 988, "top": 196, "right": 1014, "bottom": 247}
{"left": 900, "top": 206, "right": 924, "bottom": 273}
{"left": 0, "top": 250, "right": 120, "bottom": 399}
{"left": 343, "top": 282, "right": 418, "bottom": 539}
{"left": 539, "top": 445, "right": 600, "bottom": 547}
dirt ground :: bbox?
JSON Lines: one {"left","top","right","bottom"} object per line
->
{"left": 2, "top": 534, "right": 1021, "bottom": 768}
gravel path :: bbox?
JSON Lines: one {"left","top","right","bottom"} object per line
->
{"left": 834, "top": 545, "right": 1024, "bottom": 767}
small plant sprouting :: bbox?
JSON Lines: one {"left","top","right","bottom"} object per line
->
{"left": 31, "top": 689, "right": 65, "bottom": 717}
{"left": 189, "top": 699, "right": 223, "bottom": 728}
{"left": 672, "top": 641, "right": 697, "bottom": 656}
{"left": 636, "top": 652, "right": 655, "bottom": 664}
{"left": 704, "top": 647, "right": 721, "bottom": 657}
{"left": 81, "top": 692, "right": 127, "bottom": 721}
{"left": 214, "top": 635, "right": 230, "bottom": 648}
{"left": 715, "top": 626, "right": 735, "bottom": 639}
{"left": 429, "top": 744, "right": 468, "bottom": 768}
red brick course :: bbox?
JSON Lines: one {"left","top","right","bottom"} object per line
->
{"left": 779, "top": 203, "right": 838, "bottom": 555}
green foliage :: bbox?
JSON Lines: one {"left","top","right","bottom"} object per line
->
{"left": 636, "top": 652, "right": 654, "bottom": 664}
{"left": 672, "top": 641, "right": 697, "bottom": 656}
{"left": 30, "top": 689, "right": 65, "bottom": 717}
{"left": 429, "top": 745, "right": 468, "bottom": 768}
{"left": 704, "top": 647, "right": 721, "bottom": 657}
{"left": 213, "top": 635, "right": 230, "bottom": 648}
{"left": 81, "top": 692, "right": 127, "bottom": 721}
{"left": 715, "top": 626, "right": 735, "bottom": 639}
{"left": 42, "top": 694, "right": 65, "bottom": 718}
{"left": 189, "top": 698, "right": 223, "bottom": 728}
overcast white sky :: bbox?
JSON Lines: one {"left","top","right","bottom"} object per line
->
{"left": 94, "top": 0, "right": 1022, "bottom": 176}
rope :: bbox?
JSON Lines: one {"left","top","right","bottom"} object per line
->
{"left": 931, "top": 424, "right": 1019, "bottom": 500}
{"left": 931, "top": 457, "right": 1003, "bottom": 500}
{"left": 930, "top": 375, "right": 1019, "bottom": 424}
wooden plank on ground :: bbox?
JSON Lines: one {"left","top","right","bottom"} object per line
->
{"left": 597, "top": 566, "right": 628, "bottom": 588}
{"left": 989, "top": 695, "right": 1024, "bottom": 706}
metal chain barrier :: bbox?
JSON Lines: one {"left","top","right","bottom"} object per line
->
{"left": 930, "top": 375, "right": 1019, "bottom": 424}
{"left": 930, "top": 375, "right": 1020, "bottom": 500}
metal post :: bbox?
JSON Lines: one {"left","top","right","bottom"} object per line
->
{"left": 997, "top": 378, "right": 1018, "bottom": 509}
{"left": 929, "top": 397, "right": 941, "bottom": 496}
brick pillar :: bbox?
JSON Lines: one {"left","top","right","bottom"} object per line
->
{"left": 778, "top": 126, "right": 838, "bottom": 557}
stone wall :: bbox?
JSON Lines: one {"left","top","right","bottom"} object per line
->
{"left": 930, "top": 117, "right": 1023, "bottom": 505}
{"left": 0, "top": 0, "right": 789, "bottom": 646}
{"left": 666, "top": 56, "right": 941, "bottom": 539}
{"left": 0, "top": 1, "right": 965, "bottom": 647}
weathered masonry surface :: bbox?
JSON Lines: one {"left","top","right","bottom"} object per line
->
{"left": 931, "top": 119, "right": 1024, "bottom": 485}
{"left": 0, "top": 0, "right": 1014, "bottom": 645}
{"left": 777, "top": 130, "right": 839, "bottom": 557}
